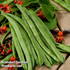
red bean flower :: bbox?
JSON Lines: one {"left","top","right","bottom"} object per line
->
{"left": 2, "top": 4, "right": 12, "bottom": 13}
{"left": 1, "top": 44, "right": 4, "bottom": 47}
{"left": 11, "top": 56, "right": 16, "bottom": 62}
{"left": 8, "top": 64, "right": 14, "bottom": 70}
{"left": 14, "top": 0, "right": 23, "bottom": 5}
{"left": 7, "top": 49, "right": 12, "bottom": 54}
{"left": 8, "top": 43, "right": 11, "bottom": 47}
{"left": 37, "top": 10, "right": 46, "bottom": 19}
{"left": 0, "top": 3, "right": 12, "bottom": 13}
{"left": 58, "top": 31, "right": 63, "bottom": 36}
{"left": 0, "top": 4, "right": 4, "bottom": 9}
{"left": 0, "top": 48, "right": 2, "bottom": 53}
{"left": 0, "top": 25, "right": 7, "bottom": 34}
{"left": 53, "top": 31, "right": 64, "bottom": 43}
{"left": 1, "top": 49, "right": 5, "bottom": 55}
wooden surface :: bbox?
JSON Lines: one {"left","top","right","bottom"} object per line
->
{"left": 0, "top": 68, "right": 7, "bottom": 70}
{"left": 59, "top": 56, "right": 70, "bottom": 70}
{"left": 55, "top": 11, "right": 70, "bottom": 32}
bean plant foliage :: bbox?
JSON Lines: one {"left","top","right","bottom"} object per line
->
{"left": 0, "top": 0, "right": 70, "bottom": 70}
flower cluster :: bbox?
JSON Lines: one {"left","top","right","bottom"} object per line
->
{"left": 1, "top": 49, "right": 5, "bottom": 55}
{"left": 14, "top": 0, "right": 23, "bottom": 5}
{"left": 1, "top": 44, "right": 6, "bottom": 55}
{"left": 37, "top": 10, "right": 46, "bottom": 19}
{"left": 11, "top": 56, "right": 16, "bottom": 61}
{"left": 8, "top": 64, "right": 14, "bottom": 70}
{"left": 0, "top": 4, "right": 12, "bottom": 13}
{"left": 8, "top": 56, "right": 16, "bottom": 70}
{"left": 0, "top": 42, "right": 12, "bottom": 55}
{"left": 7, "top": 49, "right": 12, "bottom": 54}
{"left": 53, "top": 31, "right": 64, "bottom": 43}
{"left": 0, "top": 25, "right": 7, "bottom": 34}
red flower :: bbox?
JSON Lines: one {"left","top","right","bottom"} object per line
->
{"left": 3, "top": 46, "right": 6, "bottom": 49}
{"left": 14, "top": 0, "right": 17, "bottom": 3}
{"left": 8, "top": 64, "right": 14, "bottom": 70}
{"left": 42, "top": 15, "right": 46, "bottom": 19}
{"left": 17, "top": 0, "right": 20, "bottom": 4}
{"left": 19, "top": 1, "right": 23, "bottom": 5}
{"left": 53, "top": 35, "right": 56, "bottom": 38}
{"left": 15, "top": 63, "right": 20, "bottom": 65}
{"left": 57, "top": 37, "right": 60, "bottom": 40}
{"left": 37, "top": 13, "right": 40, "bottom": 17}
{"left": 8, "top": 43, "right": 11, "bottom": 47}
{"left": 1, "top": 52, "right": 4, "bottom": 55}
{"left": 58, "top": 31, "right": 63, "bottom": 36}
{"left": 0, "top": 48, "right": 2, "bottom": 53}
{"left": 60, "top": 37, "right": 64, "bottom": 41}
{"left": 0, "top": 25, "right": 7, "bottom": 34}
{"left": 53, "top": 32, "right": 64, "bottom": 43}
{"left": 37, "top": 10, "right": 41, "bottom": 13}
{"left": 11, "top": 56, "right": 16, "bottom": 61}
{"left": 14, "top": 0, "right": 23, "bottom": 5}
{"left": 55, "top": 36, "right": 64, "bottom": 43}
{"left": 0, "top": 27, "right": 4, "bottom": 34}
{"left": 8, "top": 67, "right": 14, "bottom": 70}
{"left": 0, "top": 4, "right": 4, "bottom": 9}
{"left": 1, "top": 50, "right": 4, "bottom": 55}
{"left": 0, "top": 3, "right": 12, "bottom": 13}
{"left": 7, "top": 49, "right": 12, "bottom": 54}
{"left": 1, "top": 44, "right": 4, "bottom": 47}
{"left": 5, "top": 4, "right": 8, "bottom": 7}
{"left": 5, "top": 4, "right": 11, "bottom": 13}
{"left": 2, "top": 4, "right": 12, "bottom": 13}
{"left": 37, "top": 10, "right": 46, "bottom": 19}
{"left": 3, "top": 25, "right": 7, "bottom": 31}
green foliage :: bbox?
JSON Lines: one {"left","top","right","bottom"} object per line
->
{"left": 2, "top": 0, "right": 14, "bottom": 5}
{"left": 0, "top": 0, "right": 70, "bottom": 69}
{"left": 38, "top": 0, "right": 50, "bottom": 5}
{"left": 44, "top": 17, "right": 57, "bottom": 30}
{"left": 37, "top": 0, "right": 57, "bottom": 30}
{"left": 54, "top": 0, "right": 70, "bottom": 11}
{"left": 0, "top": 54, "right": 12, "bottom": 66}
{"left": 22, "top": 0, "right": 37, "bottom": 7}
{"left": 0, "top": 0, "right": 6, "bottom": 3}
{"left": 0, "top": 29, "right": 10, "bottom": 44}
{"left": 41, "top": 4, "right": 54, "bottom": 22}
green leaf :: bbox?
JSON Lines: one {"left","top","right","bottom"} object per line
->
{"left": 38, "top": 0, "right": 57, "bottom": 30}
{"left": 0, "top": 29, "right": 10, "bottom": 44}
{"left": 12, "top": 39, "right": 16, "bottom": 57}
{"left": 2, "top": 0, "right": 14, "bottom": 6}
{"left": 38, "top": 0, "right": 50, "bottom": 5}
{"left": 41, "top": 4, "right": 54, "bottom": 22}
{"left": 0, "top": 15, "right": 5, "bottom": 23}
{"left": 54, "top": 0, "right": 70, "bottom": 11}
{"left": 50, "top": 3, "right": 59, "bottom": 11}
{"left": 0, "top": 0, "right": 6, "bottom": 3}
{"left": 0, "top": 55, "right": 3, "bottom": 59}
{"left": 22, "top": 0, "right": 37, "bottom": 7}
{"left": 0, "top": 54, "right": 13, "bottom": 66}
{"left": 64, "top": 0, "right": 69, "bottom": 3}
{"left": 51, "top": 58, "right": 58, "bottom": 65}
{"left": 44, "top": 17, "right": 57, "bottom": 30}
